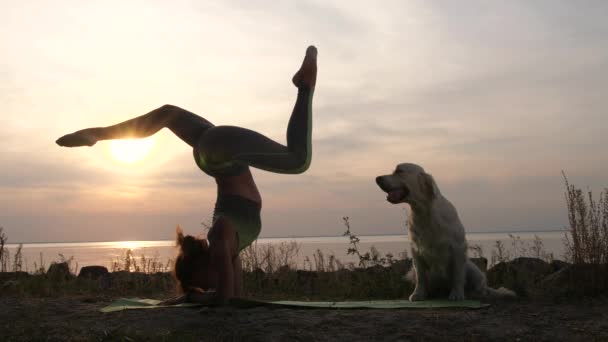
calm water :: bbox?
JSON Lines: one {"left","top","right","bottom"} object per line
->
{"left": 4, "top": 231, "right": 568, "bottom": 273}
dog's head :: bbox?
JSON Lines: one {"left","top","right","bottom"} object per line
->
{"left": 375, "top": 163, "right": 438, "bottom": 205}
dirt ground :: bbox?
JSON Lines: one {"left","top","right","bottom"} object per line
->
{"left": 1, "top": 296, "right": 607, "bottom": 341}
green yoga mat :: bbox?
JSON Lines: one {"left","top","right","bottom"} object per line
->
{"left": 100, "top": 298, "right": 489, "bottom": 313}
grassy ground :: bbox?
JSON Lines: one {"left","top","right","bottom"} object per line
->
{"left": 1, "top": 295, "right": 607, "bottom": 342}
{"left": 1, "top": 254, "right": 607, "bottom": 341}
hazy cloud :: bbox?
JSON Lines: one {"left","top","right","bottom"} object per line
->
{"left": 1, "top": 0, "right": 607, "bottom": 242}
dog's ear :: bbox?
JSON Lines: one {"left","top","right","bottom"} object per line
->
{"left": 176, "top": 225, "right": 185, "bottom": 246}
{"left": 418, "top": 172, "right": 436, "bottom": 199}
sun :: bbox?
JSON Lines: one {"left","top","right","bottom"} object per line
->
{"left": 109, "top": 137, "right": 155, "bottom": 164}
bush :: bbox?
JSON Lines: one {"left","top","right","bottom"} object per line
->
{"left": 563, "top": 172, "right": 608, "bottom": 265}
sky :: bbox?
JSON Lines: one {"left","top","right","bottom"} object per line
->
{"left": 1, "top": 0, "right": 607, "bottom": 243}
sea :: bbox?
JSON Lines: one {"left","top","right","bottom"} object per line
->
{"left": 3, "top": 231, "right": 568, "bottom": 273}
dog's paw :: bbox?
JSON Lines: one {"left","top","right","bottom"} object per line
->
{"left": 448, "top": 289, "right": 465, "bottom": 301}
{"left": 409, "top": 291, "right": 426, "bottom": 302}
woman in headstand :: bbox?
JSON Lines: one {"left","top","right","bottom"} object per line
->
{"left": 56, "top": 46, "right": 317, "bottom": 305}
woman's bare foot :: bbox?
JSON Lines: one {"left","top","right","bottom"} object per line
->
{"left": 292, "top": 45, "right": 317, "bottom": 88}
{"left": 56, "top": 129, "right": 98, "bottom": 147}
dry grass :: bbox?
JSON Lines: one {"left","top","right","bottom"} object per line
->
{"left": 241, "top": 241, "right": 301, "bottom": 273}
{"left": 0, "top": 227, "right": 8, "bottom": 272}
{"left": 342, "top": 216, "right": 404, "bottom": 268}
{"left": 110, "top": 249, "right": 173, "bottom": 273}
{"left": 484, "top": 234, "right": 554, "bottom": 267}
{"left": 0, "top": 221, "right": 563, "bottom": 300}
{"left": 563, "top": 172, "right": 608, "bottom": 265}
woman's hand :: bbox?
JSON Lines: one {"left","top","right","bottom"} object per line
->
{"left": 158, "top": 294, "right": 187, "bottom": 306}
{"left": 186, "top": 289, "right": 222, "bottom": 305}
{"left": 157, "top": 288, "right": 223, "bottom": 306}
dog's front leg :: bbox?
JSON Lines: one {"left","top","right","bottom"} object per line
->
{"left": 449, "top": 245, "right": 466, "bottom": 301}
{"left": 409, "top": 252, "right": 427, "bottom": 301}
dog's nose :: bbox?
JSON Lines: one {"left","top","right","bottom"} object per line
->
{"left": 375, "top": 176, "right": 383, "bottom": 186}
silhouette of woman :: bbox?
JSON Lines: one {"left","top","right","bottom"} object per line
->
{"left": 56, "top": 46, "right": 317, "bottom": 304}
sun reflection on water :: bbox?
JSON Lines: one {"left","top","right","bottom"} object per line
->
{"left": 115, "top": 241, "right": 143, "bottom": 250}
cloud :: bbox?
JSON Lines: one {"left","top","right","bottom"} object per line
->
{"left": 1, "top": 0, "right": 607, "bottom": 242}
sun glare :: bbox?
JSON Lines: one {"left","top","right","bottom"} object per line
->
{"left": 116, "top": 241, "right": 142, "bottom": 250}
{"left": 109, "top": 137, "right": 155, "bottom": 164}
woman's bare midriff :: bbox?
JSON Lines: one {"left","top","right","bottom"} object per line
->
{"left": 214, "top": 168, "right": 262, "bottom": 205}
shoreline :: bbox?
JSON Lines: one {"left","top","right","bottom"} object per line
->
{"left": 3, "top": 229, "right": 569, "bottom": 247}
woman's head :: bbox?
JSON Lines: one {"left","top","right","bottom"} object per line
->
{"left": 173, "top": 226, "right": 212, "bottom": 293}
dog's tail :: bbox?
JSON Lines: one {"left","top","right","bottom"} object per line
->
{"left": 484, "top": 286, "right": 516, "bottom": 299}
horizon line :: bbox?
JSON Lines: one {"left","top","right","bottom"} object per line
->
{"left": 5, "top": 228, "right": 568, "bottom": 246}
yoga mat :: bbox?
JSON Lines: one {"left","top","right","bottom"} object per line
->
{"left": 100, "top": 298, "right": 489, "bottom": 313}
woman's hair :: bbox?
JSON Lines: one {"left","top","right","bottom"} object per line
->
{"left": 173, "top": 226, "right": 211, "bottom": 293}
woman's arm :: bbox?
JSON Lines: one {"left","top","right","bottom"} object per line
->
{"left": 158, "top": 288, "right": 216, "bottom": 306}
{"left": 208, "top": 217, "right": 239, "bottom": 301}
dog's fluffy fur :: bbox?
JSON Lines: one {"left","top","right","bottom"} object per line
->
{"left": 376, "top": 163, "right": 515, "bottom": 301}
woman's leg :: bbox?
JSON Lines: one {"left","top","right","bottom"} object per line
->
{"left": 56, "top": 104, "right": 214, "bottom": 148}
{"left": 196, "top": 46, "right": 317, "bottom": 174}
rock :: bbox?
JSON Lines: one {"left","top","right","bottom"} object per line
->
{"left": 296, "top": 270, "right": 318, "bottom": 295}
{"left": 250, "top": 268, "right": 265, "bottom": 277}
{"left": 537, "top": 265, "right": 573, "bottom": 298}
{"left": 0, "top": 272, "right": 29, "bottom": 293}
{"left": 549, "top": 260, "right": 570, "bottom": 273}
{"left": 78, "top": 266, "right": 109, "bottom": 279}
{"left": 0, "top": 271, "right": 29, "bottom": 281}
{"left": 1, "top": 280, "right": 20, "bottom": 292}
{"left": 364, "top": 264, "right": 389, "bottom": 275}
{"left": 277, "top": 265, "right": 291, "bottom": 274}
{"left": 470, "top": 257, "right": 488, "bottom": 273}
{"left": 538, "top": 263, "right": 608, "bottom": 298}
{"left": 389, "top": 258, "right": 413, "bottom": 275}
{"left": 47, "top": 262, "right": 72, "bottom": 281}
{"left": 486, "top": 257, "right": 553, "bottom": 297}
